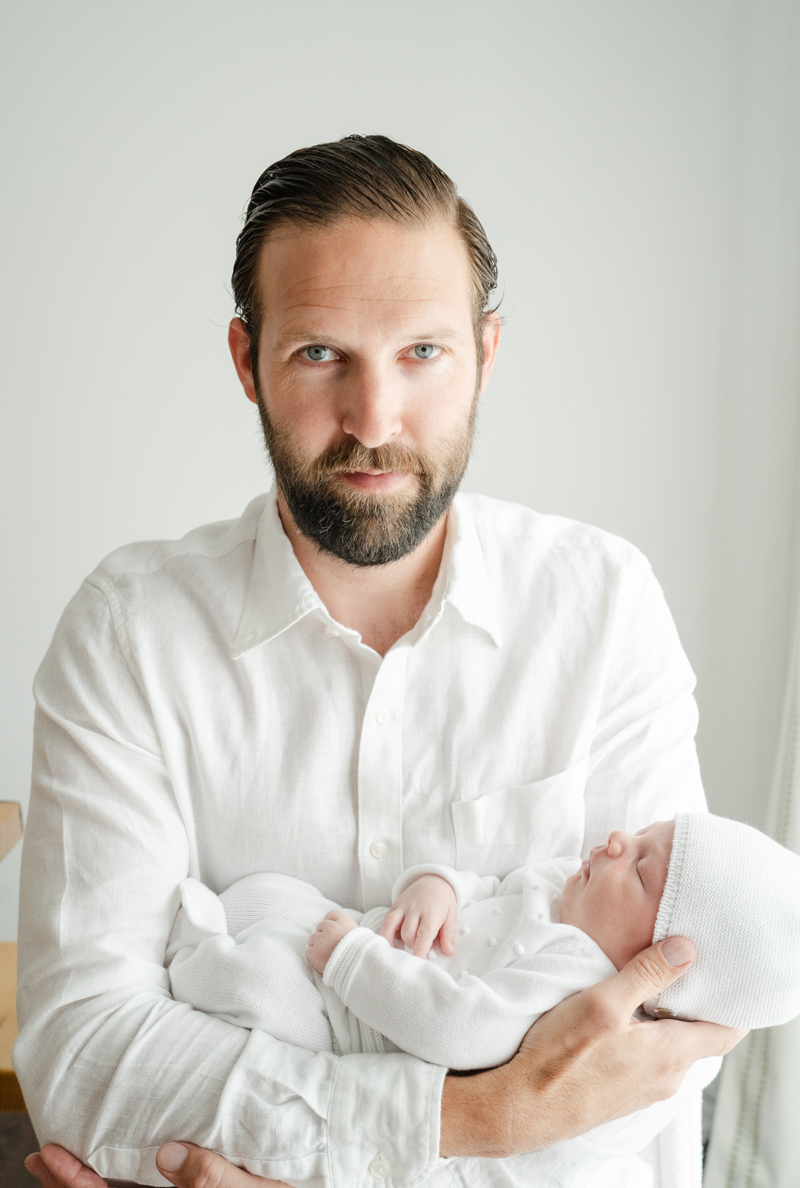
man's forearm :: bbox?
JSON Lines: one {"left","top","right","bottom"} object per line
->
{"left": 439, "top": 939, "right": 746, "bottom": 1160}
{"left": 440, "top": 1067, "right": 514, "bottom": 1158}
{"left": 16, "top": 988, "right": 446, "bottom": 1188}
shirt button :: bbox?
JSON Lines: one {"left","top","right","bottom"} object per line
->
{"left": 369, "top": 840, "right": 388, "bottom": 859}
{"left": 369, "top": 1155, "right": 392, "bottom": 1178}
{"left": 375, "top": 708, "right": 390, "bottom": 725}
{"left": 324, "top": 625, "right": 340, "bottom": 639}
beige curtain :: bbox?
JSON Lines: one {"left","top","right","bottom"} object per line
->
{"left": 704, "top": 611, "right": 800, "bottom": 1187}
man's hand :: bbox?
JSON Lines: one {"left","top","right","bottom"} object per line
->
{"left": 439, "top": 936, "right": 748, "bottom": 1157}
{"left": 25, "top": 1141, "right": 288, "bottom": 1188}
{"left": 305, "top": 908, "right": 358, "bottom": 973}
{"left": 380, "top": 873, "right": 458, "bottom": 958}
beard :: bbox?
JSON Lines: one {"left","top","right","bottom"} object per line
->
{"left": 254, "top": 386, "right": 477, "bottom": 568}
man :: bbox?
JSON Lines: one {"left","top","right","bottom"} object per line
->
{"left": 19, "top": 135, "right": 741, "bottom": 1188}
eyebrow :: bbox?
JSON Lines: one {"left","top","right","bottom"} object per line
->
{"left": 273, "top": 326, "right": 466, "bottom": 352}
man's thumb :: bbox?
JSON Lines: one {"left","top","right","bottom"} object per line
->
{"left": 615, "top": 936, "right": 695, "bottom": 1010}
{"left": 157, "top": 1142, "right": 231, "bottom": 1187}
{"left": 156, "top": 1141, "right": 284, "bottom": 1187}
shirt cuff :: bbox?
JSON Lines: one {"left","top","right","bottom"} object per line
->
{"left": 327, "top": 1050, "right": 447, "bottom": 1188}
{"left": 323, "top": 926, "right": 379, "bottom": 998}
{"left": 391, "top": 864, "right": 468, "bottom": 911}
{"left": 391, "top": 865, "right": 498, "bottom": 912}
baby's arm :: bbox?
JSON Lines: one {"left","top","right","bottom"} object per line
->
{"left": 307, "top": 869, "right": 463, "bottom": 972}
{"left": 321, "top": 929, "right": 612, "bottom": 1069}
{"left": 305, "top": 909, "right": 358, "bottom": 973}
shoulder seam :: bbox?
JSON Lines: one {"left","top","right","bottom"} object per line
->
{"left": 94, "top": 530, "right": 256, "bottom": 583}
{"left": 84, "top": 575, "right": 153, "bottom": 712}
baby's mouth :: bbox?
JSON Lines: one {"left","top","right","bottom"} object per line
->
{"left": 582, "top": 857, "right": 590, "bottom": 879}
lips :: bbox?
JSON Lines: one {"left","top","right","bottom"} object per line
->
{"left": 339, "top": 470, "right": 410, "bottom": 492}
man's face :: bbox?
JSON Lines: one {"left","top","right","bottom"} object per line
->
{"left": 561, "top": 820, "right": 675, "bottom": 970}
{"left": 231, "top": 217, "right": 500, "bottom": 566}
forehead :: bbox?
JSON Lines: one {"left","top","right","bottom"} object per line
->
{"left": 255, "top": 217, "right": 475, "bottom": 344}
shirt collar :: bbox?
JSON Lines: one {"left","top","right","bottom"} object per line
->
{"left": 441, "top": 494, "right": 502, "bottom": 646}
{"left": 232, "top": 489, "right": 323, "bottom": 657}
{"left": 232, "top": 488, "right": 502, "bottom": 658}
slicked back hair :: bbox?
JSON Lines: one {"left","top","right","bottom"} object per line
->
{"left": 231, "top": 134, "right": 498, "bottom": 357}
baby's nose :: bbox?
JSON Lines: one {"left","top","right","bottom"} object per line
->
{"left": 607, "top": 830, "right": 630, "bottom": 857}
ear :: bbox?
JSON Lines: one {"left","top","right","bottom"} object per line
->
{"left": 478, "top": 311, "right": 502, "bottom": 395}
{"left": 228, "top": 317, "right": 259, "bottom": 405}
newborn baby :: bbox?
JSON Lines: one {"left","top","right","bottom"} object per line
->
{"left": 166, "top": 813, "right": 800, "bottom": 1187}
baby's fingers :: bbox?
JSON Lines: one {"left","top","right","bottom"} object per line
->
{"left": 400, "top": 912, "right": 425, "bottom": 954}
{"left": 439, "top": 904, "right": 458, "bottom": 956}
{"left": 411, "top": 911, "right": 443, "bottom": 958}
{"left": 381, "top": 907, "right": 405, "bottom": 947}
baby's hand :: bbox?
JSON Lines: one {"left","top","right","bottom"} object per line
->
{"left": 380, "top": 874, "right": 457, "bottom": 958}
{"left": 306, "top": 910, "right": 358, "bottom": 974}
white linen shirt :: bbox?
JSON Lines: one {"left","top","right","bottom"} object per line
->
{"left": 15, "top": 488, "right": 707, "bottom": 1188}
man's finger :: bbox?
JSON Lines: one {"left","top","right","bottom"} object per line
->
{"left": 25, "top": 1145, "right": 109, "bottom": 1188}
{"left": 610, "top": 937, "right": 695, "bottom": 1016}
{"left": 656, "top": 1017, "right": 750, "bottom": 1061}
{"left": 156, "top": 1141, "right": 287, "bottom": 1187}
{"left": 24, "top": 1153, "right": 71, "bottom": 1188}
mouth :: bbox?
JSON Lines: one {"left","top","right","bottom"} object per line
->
{"left": 582, "top": 857, "right": 590, "bottom": 879}
{"left": 338, "top": 469, "right": 412, "bottom": 492}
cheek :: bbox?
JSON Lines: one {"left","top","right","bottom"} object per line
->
{"left": 635, "top": 900, "right": 660, "bottom": 947}
{"left": 263, "top": 366, "right": 343, "bottom": 436}
{"left": 578, "top": 876, "right": 624, "bottom": 934}
{"left": 410, "top": 372, "right": 477, "bottom": 447}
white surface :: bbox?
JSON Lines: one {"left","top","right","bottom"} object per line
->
{"left": 1, "top": 1, "right": 799, "bottom": 938}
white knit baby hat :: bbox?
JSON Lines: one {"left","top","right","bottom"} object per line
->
{"left": 651, "top": 813, "right": 800, "bottom": 1028}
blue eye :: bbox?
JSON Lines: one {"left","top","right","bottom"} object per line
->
{"left": 304, "top": 345, "right": 336, "bottom": 363}
{"left": 413, "top": 344, "right": 441, "bottom": 359}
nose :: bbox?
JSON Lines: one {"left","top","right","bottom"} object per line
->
{"left": 606, "top": 830, "right": 632, "bottom": 859}
{"left": 340, "top": 360, "right": 403, "bottom": 448}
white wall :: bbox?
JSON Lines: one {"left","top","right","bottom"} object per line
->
{"left": 1, "top": 0, "right": 798, "bottom": 938}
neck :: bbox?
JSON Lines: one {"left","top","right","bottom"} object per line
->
{"left": 276, "top": 491, "right": 448, "bottom": 656}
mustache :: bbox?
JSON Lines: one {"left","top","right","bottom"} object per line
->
{"left": 310, "top": 438, "right": 425, "bottom": 477}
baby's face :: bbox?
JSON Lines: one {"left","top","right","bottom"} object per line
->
{"left": 561, "top": 820, "right": 675, "bottom": 970}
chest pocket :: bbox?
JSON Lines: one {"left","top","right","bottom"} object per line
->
{"left": 451, "top": 758, "right": 589, "bottom": 878}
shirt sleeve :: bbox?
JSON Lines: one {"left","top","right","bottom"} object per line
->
{"left": 14, "top": 580, "right": 445, "bottom": 1188}
{"left": 324, "top": 926, "right": 614, "bottom": 1070}
{"left": 583, "top": 551, "right": 708, "bottom": 851}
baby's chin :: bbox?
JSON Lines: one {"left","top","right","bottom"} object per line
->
{"left": 560, "top": 870, "right": 581, "bottom": 923}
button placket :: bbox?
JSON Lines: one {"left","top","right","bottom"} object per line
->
{"left": 357, "top": 647, "right": 408, "bottom": 908}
